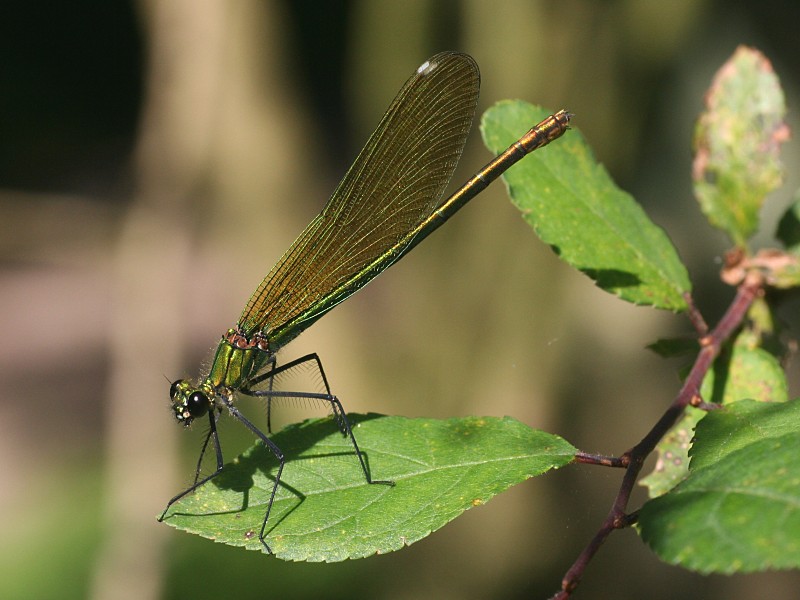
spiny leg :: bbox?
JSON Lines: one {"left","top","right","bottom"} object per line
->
{"left": 160, "top": 393, "right": 287, "bottom": 553}
{"left": 221, "top": 397, "right": 285, "bottom": 554}
{"left": 158, "top": 409, "right": 224, "bottom": 521}
{"left": 260, "top": 354, "right": 277, "bottom": 433}
{"left": 244, "top": 353, "right": 394, "bottom": 487}
{"left": 192, "top": 409, "right": 222, "bottom": 486}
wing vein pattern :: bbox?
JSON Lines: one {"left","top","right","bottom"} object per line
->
{"left": 238, "top": 52, "right": 480, "bottom": 349}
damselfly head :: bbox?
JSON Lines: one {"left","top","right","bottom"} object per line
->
{"left": 169, "top": 379, "right": 212, "bottom": 426}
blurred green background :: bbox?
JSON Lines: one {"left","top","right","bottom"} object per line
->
{"left": 2, "top": 1, "right": 799, "bottom": 599}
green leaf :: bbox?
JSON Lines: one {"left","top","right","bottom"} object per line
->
{"left": 777, "top": 192, "right": 800, "bottom": 252}
{"left": 692, "top": 46, "right": 788, "bottom": 246}
{"left": 643, "top": 331, "right": 788, "bottom": 499}
{"left": 689, "top": 398, "right": 799, "bottom": 470}
{"left": 639, "top": 399, "right": 800, "bottom": 573}
{"left": 640, "top": 407, "right": 703, "bottom": 498}
{"left": 700, "top": 337, "right": 789, "bottom": 405}
{"left": 646, "top": 336, "right": 699, "bottom": 358}
{"left": 481, "top": 101, "right": 690, "bottom": 311}
{"left": 160, "top": 414, "right": 576, "bottom": 560}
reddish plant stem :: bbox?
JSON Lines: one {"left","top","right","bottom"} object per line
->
{"left": 684, "top": 292, "right": 709, "bottom": 336}
{"left": 573, "top": 451, "right": 626, "bottom": 468}
{"left": 552, "top": 274, "right": 763, "bottom": 599}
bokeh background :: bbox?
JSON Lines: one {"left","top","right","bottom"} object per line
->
{"left": 2, "top": 1, "right": 799, "bottom": 599}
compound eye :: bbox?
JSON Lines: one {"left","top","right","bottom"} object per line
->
{"left": 169, "top": 380, "right": 182, "bottom": 400}
{"left": 186, "top": 391, "right": 209, "bottom": 418}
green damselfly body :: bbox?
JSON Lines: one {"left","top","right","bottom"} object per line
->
{"left": 159, "top": 51, "right": 571, "bottom": 553}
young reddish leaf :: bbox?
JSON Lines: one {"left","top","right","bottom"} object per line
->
{"left": 692, "top": 46, "right": 789, "bottom": 246}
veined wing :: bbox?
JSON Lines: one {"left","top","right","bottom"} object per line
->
{"left": 238, "top": 52, "right": 480, "bottom": 346}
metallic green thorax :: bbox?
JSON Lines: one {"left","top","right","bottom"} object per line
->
{"left": 170, "top": 328, "right": 273, "bottom": 425}
{"left": 208, "top": 328, "right": 272, "bottom": 389}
